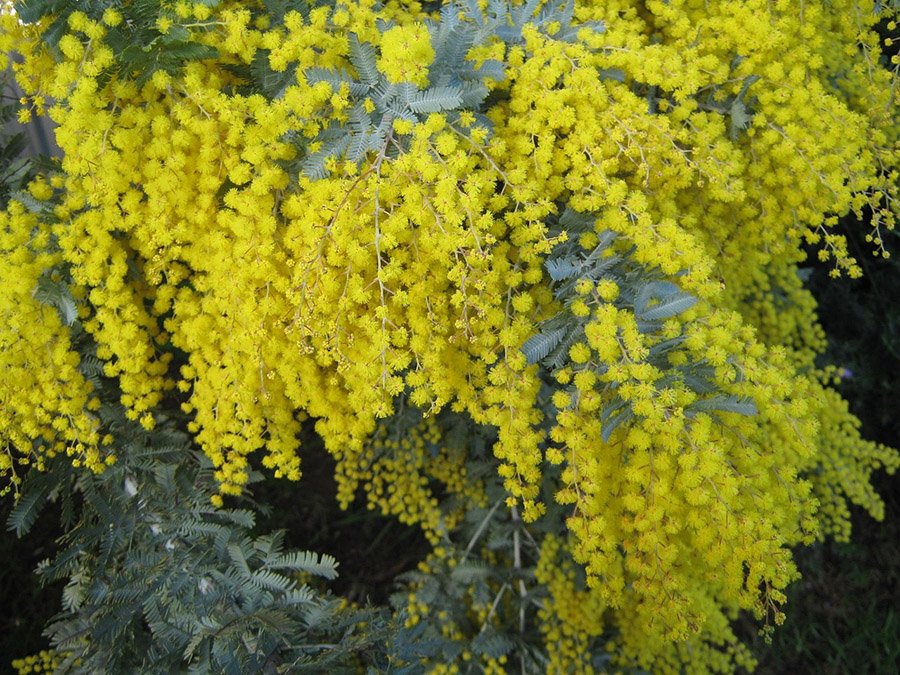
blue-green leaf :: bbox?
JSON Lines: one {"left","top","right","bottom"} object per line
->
{"left": 635, "top": 281, "right": 697, "bottom": 321}
{"left": 546, "top": 257, "right": 580, "bottom": 281}
{"left": 407, "top": 86, "right": 464, "bottom": 113}
{"left": 348, "top": 34, "right": 379, "bottom": 86}
{"left": 689, "top": 395, "right": 758, "bottom": 417}
{"left": 34, "top": 274, "right": 78, "bottom": 325}
{"left": 601, "top": 406, "right": 633, "bottom": 442}
{"left": 521, "top": 327, "right": 566, "bottom": 364}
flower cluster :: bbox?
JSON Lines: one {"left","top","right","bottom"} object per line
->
{"left": 1, "top": 0, "right": 898, "bottom": 671}
{"left": 11, "top": 650, "right": 63, "bottom": 675}
{"left": 0, "top": 197, "right": 108, "bottom": 490}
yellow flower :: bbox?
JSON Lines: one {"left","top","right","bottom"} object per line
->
{"left": 102, "top": 8, "right": 122, "bottom": 27}
{"left": 377, "top": 23, "right": 434, "bottom": 87}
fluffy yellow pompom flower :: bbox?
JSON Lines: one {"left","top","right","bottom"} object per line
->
{"left": 2, "top": 0, "right": 899, "bottom": 672}
{"left": 377, "top": 23, "right": 434, "bottom": 87}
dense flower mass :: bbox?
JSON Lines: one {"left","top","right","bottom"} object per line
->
{"left": 1, "top": 0, "right": 898, "bottom": 671}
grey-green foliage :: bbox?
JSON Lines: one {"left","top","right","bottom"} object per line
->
{"left": 325, "top": 400, "right": 557, "bottom": 671}
{"left": 523, "top": 207, "right": 757, "bottom": 441}
{"left": 726, "top": 74, "right": 761, "bottom": 140}
{"left": 388, "top": 506, "right": 546, "bottom": 670}
{"left": 8, "top": 348, "right": 390, "bottom": 674}
{"left": 16, "top": 0, "right": 220, "bottom": 85}
{"left": 677, "top": 58, "right": 760, "bottom": 140}
{"left": 295, "top": 22, "right": 497, "bottom": 179}
{"left": 461, "top": 0, "right": 605, "bottom": 45}
{"left": 521, "top": 207, "right": 698, "bottom": 370}
{"left": 0, "top": 72, "right": 33, "bottom": 206}
{"left": 291, "top": 0, "right": 604, "bottom": 178}
{"left": 377, "top": 427, "right": 611, "bottom": 674}
{"left": 33, "top": 270, "right": 78, "bottom": 325}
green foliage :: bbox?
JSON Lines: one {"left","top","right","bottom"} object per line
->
{"left": 389, "top": 482, "right": 553, "bottom": 671}
{"left": 15, "top": 0, "right": 219, "bottom": 84}
{"left": 9, "top": 365, "right": 391, "bottom": 673}
{"left": 462, "top": 0, "right": 605, "bottom": 45}
{"left": 524, "top": 208, "right": 756, "bottom": 442}
{"left": 293, "top": 0, "right": 604, "bottom": 178}
{"left": 295, "top": 29, "right": 498, "bottom": 176}
{"left": 0, "top": 72, "right": 32, "bottom": 206}
{"left": 33, "top": 271, "right": 78, "bottom": 326}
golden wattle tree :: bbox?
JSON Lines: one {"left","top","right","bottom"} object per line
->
{"left": 1, "top": 0, "right": 897, "bottom": 672}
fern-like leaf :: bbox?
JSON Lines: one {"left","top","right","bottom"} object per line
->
{"left": 545, "top": 257, "right": 580, "bottom": 281}
{"left": 227, "top": 542, "right": 253, "bottom": 579}
{"left": 521, "top": 327, "right": 566, "bottom": 365}
{"left": 6, "top": 469, "right": 56, "bottom": 536}
{"left": 688, "top": 395, "right": 758, "bottom": 417}
{"left": 282, "top": 585, "right": 316, "bottom": 605}
{"left": 33, "top": 273, "right": 78, "bottom": 325}
{"left": 407, "top": 86, "right": 464, "bottom": 114}
{"left": 472, "top": 628, "right": 514, "bottom": 658}
{"left": 250, "top": 569, "right": 295, "bottom": 592}
{"left": 635, "top": 281, "right": 697, "bottom": 321}
{"left": 267, "top": 550, "right": 339, "bottom": 579}
{"left": 348, "top": 34, "right": 379, "bottom": 86}
{"left": 601, "top": 406, "right": 634, "bottom": 443}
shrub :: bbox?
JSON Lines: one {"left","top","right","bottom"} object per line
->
{"left": 0, "top": 0, "right": 898, "bottom": 672}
